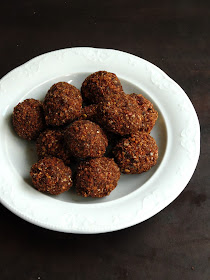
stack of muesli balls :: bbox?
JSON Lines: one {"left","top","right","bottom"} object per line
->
{"left": 12, "top": 71, "right": 158, "bottom": 198}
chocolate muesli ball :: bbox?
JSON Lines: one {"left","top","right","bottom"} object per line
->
{"left": 65, "top": 120, "right": 108, "bottom": 159}
{"left": 30, "top": 157, "right": 73, "bottom": 195}
{"left": 43, "top": 82, "right": 82, "bottom": 126}
{"left": 75, "top": 157, "right": 120, "bottom": 198}
{"left": 97, "top": 94, "right": 142, "bottom": 136}
{"left": 12, "top": 98, "right": 45, "bottom": 140}
{"left": 78, "top": 104, "right": 99, "bottom": 122}
{"left": 36, "top": 129, "right": 70, "bottom": 165}
{"left": 81, "top": 71, "right": 124, "bottom": 104}
{"left": 130, "top": 93, "right": 158, "bottom": 133}
{"left": 112, "top": 133, "right": 158, "bottom": 174}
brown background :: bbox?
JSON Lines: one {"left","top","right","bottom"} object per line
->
{"left": 0, "top": 0, "right": 209, "bottom": 279}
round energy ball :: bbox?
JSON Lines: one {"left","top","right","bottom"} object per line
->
{"left": 12, "top": 98, "right": 45, "bottom": 140}
{"left": 65, "top": 120, "right": 108, "bottom": 159}
{"left": 30, "top": 157, "right": 73, "bottom": 195}
{"left": 112, "top": 133, "right": 158, "bottom": 174}
{"left": 130, "top": 93, "right": 158, "bottom": 133}
{"left": 36, "top": 129, "right": 71, "bottom": 165}
{"left": 78, "top": 104, "right": 98, "bottom": 122}
{"left": 75, "top": 157, "right": 120, "bottom": 198}
{"left": 43, "top": 82, "right": 82, "bottom": 126}
{"left": 81, "top": 71, "right": 124, "bottom": 104}
{"left": 97, "top": 94, "right": 142, "bottom": 136}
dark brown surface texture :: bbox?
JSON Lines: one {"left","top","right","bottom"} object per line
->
{"left": 0, "top": 0, "right": 209, "bottom": 279}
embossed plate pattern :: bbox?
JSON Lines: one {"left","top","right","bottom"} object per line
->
{"left": 0, "top": 48, "right": 200, "bottom": 233}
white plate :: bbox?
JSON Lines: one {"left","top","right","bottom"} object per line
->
{"left": 0, "top": 47, "right": 200, "bottom": 233}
